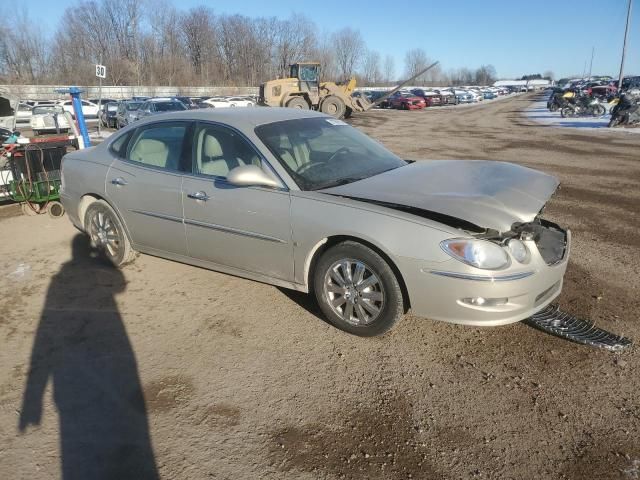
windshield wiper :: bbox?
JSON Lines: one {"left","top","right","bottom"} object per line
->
{"left": 314, "top": 177, "right": 367, "bottom": 190}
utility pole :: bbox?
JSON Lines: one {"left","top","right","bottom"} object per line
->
{"left": 97, "top": 54, "right": 103, "bottom": 136}
{"left": 588, "top": 47, "right": 595, "bottom": 79}
{"left": 618, "top": 0, "right": 633, "bottom": 91}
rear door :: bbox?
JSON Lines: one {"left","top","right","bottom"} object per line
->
{"left": 181, "top": 122, "right": 293, "bottom": 281}
{"left": 106, "top": 121, "right": 191, "bottom": 255}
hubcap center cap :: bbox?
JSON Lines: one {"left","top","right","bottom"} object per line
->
{"left": 97, "top": 229, "right": 108, "bottom": 244}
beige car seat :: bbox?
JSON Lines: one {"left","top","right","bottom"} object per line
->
{"left": 129, "top": 138, "right": 170, "bottom": 168}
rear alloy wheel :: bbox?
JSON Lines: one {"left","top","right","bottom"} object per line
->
{"left": 84, "top": 200, "right": 136, "bottom": 267}
{"left": 320, "top": 96, "right": 346, "bottom": 118}
{"left": 286, "top": 97, "right": 309, "bottom": 110}
{"left": 314, "top": 241, "right": 404, "bottom": 336}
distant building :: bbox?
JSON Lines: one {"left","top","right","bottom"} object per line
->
{"left": 493, "top": 79, "right": 551, "bottom": 90}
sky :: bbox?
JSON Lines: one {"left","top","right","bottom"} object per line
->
{"left": 22, "top": 0, "right": 639, "bottom": 80}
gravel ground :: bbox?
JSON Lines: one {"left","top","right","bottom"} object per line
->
{"left": 1, "top": 93, "right": 639, "bottom": 480}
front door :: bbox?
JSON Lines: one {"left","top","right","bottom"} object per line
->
{"left": 182, "top": 122, "right": 293, "bottom": 281}
{"left": 106, "top": 121, "right": 190, "bottom": 256}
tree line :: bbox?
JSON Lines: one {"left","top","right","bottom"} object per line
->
{"left": 0, "top": 0, "right": 498, "bottom": 88}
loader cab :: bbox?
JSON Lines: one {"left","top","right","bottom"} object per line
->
{"left": 290, "top": 63, "right": 320, "bottom": 102}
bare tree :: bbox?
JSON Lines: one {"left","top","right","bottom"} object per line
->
{"left": 474, "top": 64, "right": 497, "bottom": 86}
{"left": 273, "top": 14, "right": 316, "bottom": 78}
{"left": 180, "top": 7, "right": 216, "bottom": 80}
{"left": 0, "top": 8, "right": 48, "bottom": 83}
{"left": 313, "top": 31, "right": 338, "bottom": 81}
{"left": 332, "top": 27, "right": 364, "bottom": 81}
{"left": 360, "top": 50, "right": 381, "bottom": 86}
{"left": 383, "top": 54, "right": 395, "bottom": 85}
{"left": 1, "top": 2, "right": 502, "bottom": 89}
{"left": 404, "top": 48, "right": 432, "bottom": 85}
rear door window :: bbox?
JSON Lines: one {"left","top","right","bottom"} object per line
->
{"left": 126, "top": 122, "right": 190, "bottom": 171}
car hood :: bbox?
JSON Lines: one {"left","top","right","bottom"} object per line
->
{"left": 320, "top": 160, "right": 559, "bottom": 233}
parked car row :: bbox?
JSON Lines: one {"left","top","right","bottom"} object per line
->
{"left": 355, "top": 85, "right": 517, "bottom": 110}
{"left": 99, "top": 95, "right": 257, "bottom": 129}
{"left": 15, "top": 94, "right": 258, "bottom": 128}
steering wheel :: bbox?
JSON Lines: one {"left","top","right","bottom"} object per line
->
{"left": 296, "top": 160, "right": 324, "bottom": 175}
{"left": 327, "top": 147, "right": 351, "bottom": 163}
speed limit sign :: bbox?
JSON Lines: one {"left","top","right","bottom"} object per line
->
{"left": 95, "top": 64, "right": 106, "bottom": 78}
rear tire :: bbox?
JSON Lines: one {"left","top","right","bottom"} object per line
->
{"left": 84, "top": 200, "right": 136, "bottom": 267}
{"left": 313, "top": 241, "right": 404, "bottom": 336}
{"left": 320, "top": 96, "right": 346, "bottom": 118}
{"left": 560, "top": 107, "right": 574, "bottom": 118}
{"left": 286, "top": 97, "right": 309, "bottom": 110}
{"left": 47, "top": 201, "right": 65, "bottom": 219}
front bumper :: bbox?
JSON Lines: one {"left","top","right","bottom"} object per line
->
{"left": 397, "top": 230, "right": 571, "bottom": 326}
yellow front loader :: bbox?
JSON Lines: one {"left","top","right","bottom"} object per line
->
{"left": 258, "top": 61, "right": 439, "bottom": 119}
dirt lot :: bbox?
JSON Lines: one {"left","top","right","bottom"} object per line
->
{"left": 1, "top": 94, "right": 639, "bottom": 480}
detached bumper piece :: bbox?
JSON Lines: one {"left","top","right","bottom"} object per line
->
{"left": 524, "top": 305, "right": 632, "bottom": 352}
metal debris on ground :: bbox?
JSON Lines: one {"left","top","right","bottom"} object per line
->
{"left": 524, "top": 304, "right": 632, "bottom": 352}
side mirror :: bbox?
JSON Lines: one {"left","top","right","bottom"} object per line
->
{"left": 226, "top": 164, "right": 281, "bottom": 189}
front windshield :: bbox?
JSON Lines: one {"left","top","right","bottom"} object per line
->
{"left": 126, "top": 102, "right": 142, "bottom": 111}
{"left": 255, "top": 117, "right": 406, "bottom": 191}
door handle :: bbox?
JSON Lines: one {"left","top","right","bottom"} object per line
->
{"left": 187, "top": 191, "right": 210, "bottom": 201}
{"left": 111, "top": 177, "right": 127, "bottom": 186}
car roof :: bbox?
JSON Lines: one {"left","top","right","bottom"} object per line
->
{"left": 133, "top": 107, "right": 329, "bottom": 129}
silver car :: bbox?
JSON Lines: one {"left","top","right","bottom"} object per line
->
{"left": 60, "top": 108, "right": 570, "bottom": 336}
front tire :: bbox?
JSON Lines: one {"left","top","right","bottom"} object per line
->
{"left": 84, "top": 200, "right": 136, "bottom": 267}
{"left": 286, "top": 97, "right": 309, "bottom": 110}
{"left": 313, "top": 241, "right": 404, "bottom": 336}
{"left": 320, "top": 95, "right": 346, "bottom": 118}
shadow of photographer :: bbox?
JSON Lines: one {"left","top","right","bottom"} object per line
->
{"left": 19, "top": 234, "right": 159, "bottom": 479}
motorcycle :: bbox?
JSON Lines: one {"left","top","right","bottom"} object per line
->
{"left": 560, "top": 95, "right": 606, "bottom": 118}
{"left": 547, "top": 92, "right": 570, "bottom": 112}
{"left": 608, "top": 91, "right": 640, "bottom": 128}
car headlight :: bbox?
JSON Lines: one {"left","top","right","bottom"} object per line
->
{"left": 441, "top": 239, "right": 510, "bottom": 270}
{"left": 506, "top": 238, "right": 530, "bottom": 263}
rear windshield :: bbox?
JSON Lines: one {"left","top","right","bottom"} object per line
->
{"left": 126, "top": 102, "right": 142, "bottom": 111}
{"left": 154, "top": 102, "right": 187, "bottom": 112}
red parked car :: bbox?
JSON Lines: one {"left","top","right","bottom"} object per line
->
{"left": 411, "top": 89, "right": 443, "bottom": 106}
{"left": 389, "top": 92, "right": 426, "bottom": 110}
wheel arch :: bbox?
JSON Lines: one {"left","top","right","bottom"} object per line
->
{"left": 304, "top": 235, "right": 411, "bottom": 312}
{"left": 78, "top": 193, "right": 134, "bottom": 244}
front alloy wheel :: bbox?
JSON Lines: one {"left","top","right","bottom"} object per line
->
{"left": 314, "top": 241, "right": 405, "bottom": 336}
{"left": 323, "top": 259, "right": 385, "bottom": 326}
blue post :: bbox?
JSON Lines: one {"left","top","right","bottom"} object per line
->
{"left": 55, "top": 86, "right": 91, "bottom": 148}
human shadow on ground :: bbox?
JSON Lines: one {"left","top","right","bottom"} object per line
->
{"left": 19, "top": 234, "right": 159, "bottom": 480}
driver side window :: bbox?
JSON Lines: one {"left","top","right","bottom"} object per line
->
{"left": 192, "top": 124, "right": 262, "bottom": 179}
